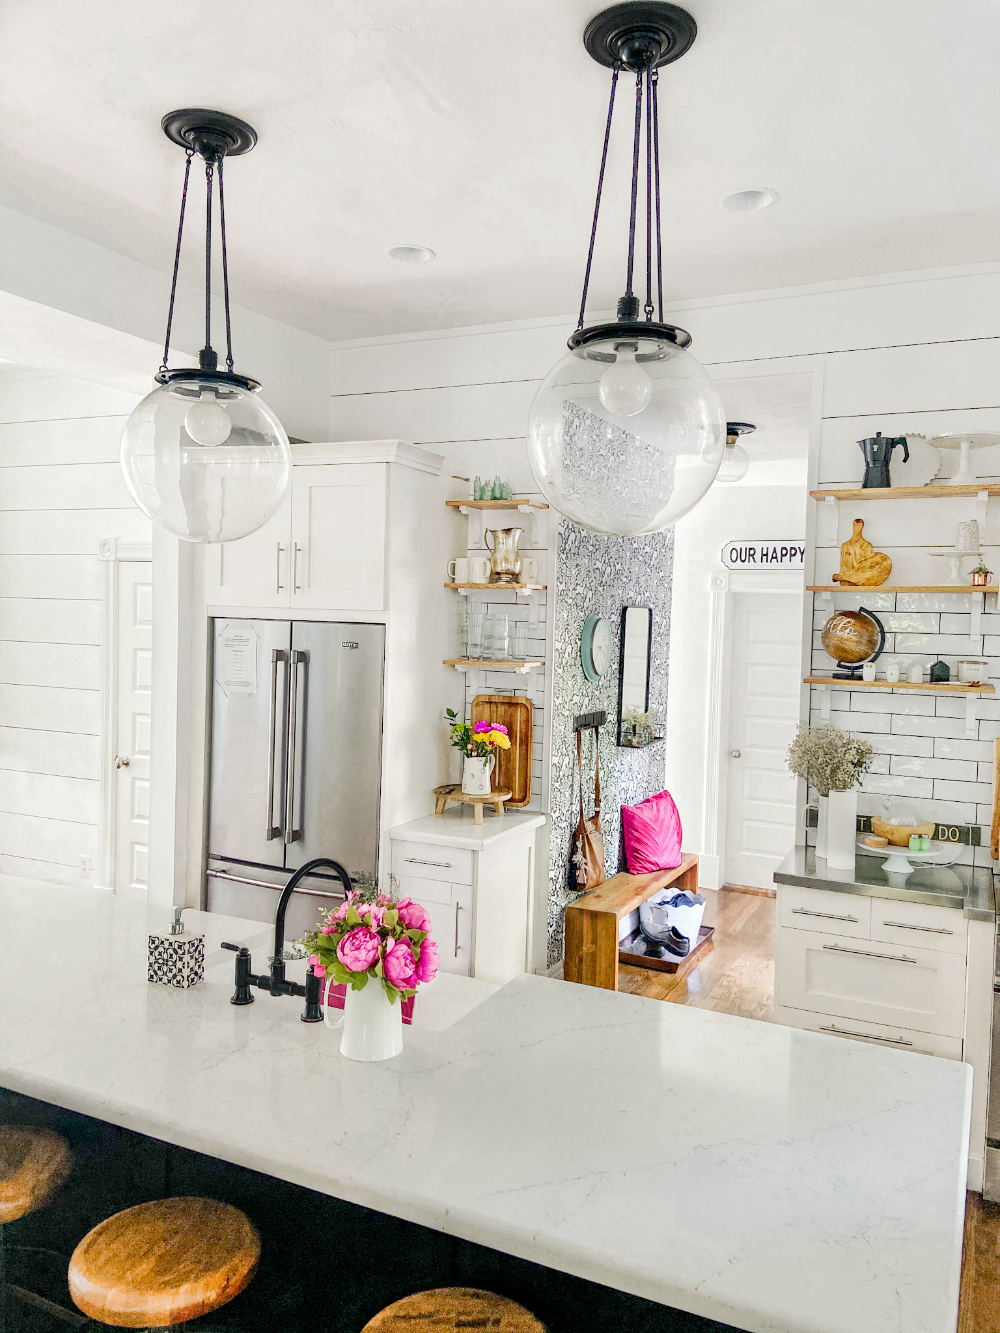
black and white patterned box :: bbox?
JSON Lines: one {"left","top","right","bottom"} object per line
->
{"left": 148, "top": 931, "right": 205, "bottom": 988}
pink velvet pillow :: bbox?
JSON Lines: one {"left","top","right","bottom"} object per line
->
{"left": 621, "top": 789, "right": 683, "bottom": 874}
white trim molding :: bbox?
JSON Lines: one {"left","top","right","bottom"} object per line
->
{"left": 97, "top": 538, "right": 152, "bottom": 892}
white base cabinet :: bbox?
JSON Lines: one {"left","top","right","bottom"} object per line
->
{"left": 389, "top": 812, "right": 545, "bottom": 985}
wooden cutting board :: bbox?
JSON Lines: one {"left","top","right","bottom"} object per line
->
{"left": 471, "top": 694, "right": 533, "bottom": 807}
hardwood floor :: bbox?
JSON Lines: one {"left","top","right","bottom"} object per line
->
{"left": 617, "top": 886, "right": 774, "bottom": 1021}
{"left": 617, "top": 886, "right": 996, "bottom": 1328}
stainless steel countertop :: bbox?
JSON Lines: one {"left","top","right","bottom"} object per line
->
{"left": 773, "top": 845, "right": 996, "bottom": 921}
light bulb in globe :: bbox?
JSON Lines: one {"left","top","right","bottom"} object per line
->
{"left": 121, "top": 373, "right": 291, "bottom": 543}
{"left": 598, "top": 345, "right": 653, "bottom": 417}
{"left": 716, "top": 442, "right": 749, "bottom": 484}
{"left": 185, "top": 391, "right": 233, "bottom": 446}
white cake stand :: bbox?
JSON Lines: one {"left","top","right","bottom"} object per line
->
{"left": 928, "top": 432, "right": 1000, "bottom": 487}
{"left": 856, "top": 836, "right": 962, "bottom": 875}
{"left": 929, "top": 549, "right": 974, "bottom": 586}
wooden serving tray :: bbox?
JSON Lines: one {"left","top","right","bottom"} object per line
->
{"left": 471, "top": 694, "right": 533, "bottom": 807}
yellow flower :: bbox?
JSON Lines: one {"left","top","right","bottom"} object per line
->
{"left": 490, "top": 731, "right": 511, "bottom": 749}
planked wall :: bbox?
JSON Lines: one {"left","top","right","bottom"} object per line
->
{"left": 0, "top": 364, "right": 147, "bottom": 885}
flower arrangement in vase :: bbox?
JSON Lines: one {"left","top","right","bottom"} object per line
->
{"left": 446, "top": 708, "right": 511, "bottom": 795}
{"left": 298, "top": 881, "right": 438, "bottom": 1062}
{"left": 786, "top": 724, "right": 874, "bottom": 869}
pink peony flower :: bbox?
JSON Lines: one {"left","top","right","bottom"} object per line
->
{"left": 361, "top": 903, "right": 384, "bottom": 927}
{"left": 396, "top": 897, "right": 432, "bottom": 933}
{"left": 308, "top": 955, "right": 326, "bottom": 977}
{"left": 336, "top": 926, "right": 380, "bottom": 973}
{"left": 383, "top": 937, "right": 416, "bottom": 990}
{"left": 414, "top": 937, "right": 439, "bottom": 984}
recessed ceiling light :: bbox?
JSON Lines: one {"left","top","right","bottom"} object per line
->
{"left": 721, "top": 188, "right": 780, "bottom": 213}
{"left": 387, "top": 245, "right": 435, "bottom": 263}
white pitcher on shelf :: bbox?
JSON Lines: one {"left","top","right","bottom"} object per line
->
{"left": 462, "top": 753, "right": 495, "bottom": 795}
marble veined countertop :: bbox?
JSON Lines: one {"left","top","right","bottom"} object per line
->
{"left": 0, "top": 879, "right": 971, "bottom": 1333}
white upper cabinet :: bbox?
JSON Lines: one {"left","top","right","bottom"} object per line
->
{"left": 290, "top": 463, "right": 386, "bottom": 612}
{"left": 207, "top": 491, "right": 292, "bottom": 609}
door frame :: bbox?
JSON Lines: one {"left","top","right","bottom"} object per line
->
{"left": 97, "top": 538, "right": 152, "bottom": 892}
{"left": 702, "top": 570, "right": 804, "bottom": 889}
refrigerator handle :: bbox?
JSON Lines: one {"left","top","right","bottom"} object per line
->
{"left": 266, "top": 649, "right": 288, "bottom": 840}
{"left": 284, "top": 650, "right": 306, "bottom": 843}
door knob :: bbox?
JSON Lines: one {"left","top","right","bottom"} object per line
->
{"left": 116, "top": 756, "right": 130, "bottom": 768}
{"left": 730, "top": 749, "right": 741, "bottom": 759}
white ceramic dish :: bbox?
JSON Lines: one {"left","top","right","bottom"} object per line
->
{"left": 857, "top": 836, "right": 962, "bottom": 876}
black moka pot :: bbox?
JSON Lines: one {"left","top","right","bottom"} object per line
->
{"left": 858, "top": 431, "right": 909, "bottom": 488}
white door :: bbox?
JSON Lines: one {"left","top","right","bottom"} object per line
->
{"left": 290, "top": 463, "right": 386, "bottom": 611}
{"left": 724, "top": 591, "right": 802, "bottom": 889}
{"left": 204, "top": 491, "right": 291, "bottom": 609}
{"left": 115, "top": 562, "right": 153, "bottom": 894}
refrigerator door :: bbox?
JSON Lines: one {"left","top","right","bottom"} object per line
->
{"left": 208, "top": 618, "right": 292, "bottom": 866}
{"left": 205, "top": 859, "right": 348, "bottom": 943}
{"left": 285, "top": 620, "right": 385, "bottom": 879}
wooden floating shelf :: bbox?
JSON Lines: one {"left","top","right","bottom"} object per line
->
{"left": 805, "top": 675, "right": 995, "bottom": 695}
{"left": 444, "top": 658, "right": 544, "bottom": 670}
{"left": 807, "top": 584, "right": 998, "bottom": 594}
{"left": 445, "top": 582, "right": 547, "bottom": 592}
{"left": 446, "top": 499, "right": 549, "bottom": 510}
{"left": 811, "top": 485, "right": 1000, "bottom": 501}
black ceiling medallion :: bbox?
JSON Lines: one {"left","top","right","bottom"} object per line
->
{"left": 582, "top": 1, "right": 697, "bottom": 70}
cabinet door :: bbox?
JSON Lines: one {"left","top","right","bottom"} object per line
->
{"left": 776, "top": 926, "right": 967, "bottom": 1038}
{"left": 774, "top": 1003, "right": 963, "bottom": 1061}
{"left": 290, "top": 464, "right": 386, "bottom": 611}
{"left": 394, "top": 872, "right": 473, "bottom": 977}
{"left": 205, "top": 491, "right": 291, "bottom": 609}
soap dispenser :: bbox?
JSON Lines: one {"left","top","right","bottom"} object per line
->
{"left": 148, "top": 907, "right": 205, "bottom": 989}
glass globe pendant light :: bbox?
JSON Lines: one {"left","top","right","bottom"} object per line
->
{"left": 716, "top": 422, "right": 756, "bottom": 484}
{"left": 121, "top": 110, "right": 291, "bottom": 543}
{"left": 527, "top": 3, "right": 725, "bottom": 536}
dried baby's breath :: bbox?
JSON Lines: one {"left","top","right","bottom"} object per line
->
{"left": 786, "top": 724, "right": 875, "bottom": 796}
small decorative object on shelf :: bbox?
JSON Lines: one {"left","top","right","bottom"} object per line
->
{"left": 820, "top": 606, "right": 885, "bottom": 679}
{"left": 929, "top": 659, "right": 951, "bottom": 683}
{"left": 906, "top": 662, "right": 924, "bottom": 683}
{"left": 832, "top": 519, "right": 891, "bottom": 586}
{"left": 857, "top": 431, "right": 909, "bottom": 488}
{"left": 620, "top": 707, "right": 661, "bottom": 747}
{"left": 446, "top": 708, "right": 511, "bottom": 794}
{"left": 958, "top": 658, "right": 989, "bottom": 685}
{"left": 433, "top": 783, "right": 512, "bottom": 824}
{"left": 927, "top": 432, "right": 1000, "bottom": 487}
{"left": 786, "top": 725, "right": 874, "bottom": 868}
{"left": 485, "top": 527, "right": 524, "bottom": 583}
{"left": 957, "top": 519, "right": 980, "bottom": 555}
{"left": 148, "top": 907, "right": 205, "bottom": 989}
{"left": 971, "top": 560, "right": 993, "bottom": 587}
{"left": 298, "top": 882, "right": 438, "bottom": 1062}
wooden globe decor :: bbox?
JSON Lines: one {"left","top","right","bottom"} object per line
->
{"left": 820, "top": 607, "right": 885, "bottom": 679}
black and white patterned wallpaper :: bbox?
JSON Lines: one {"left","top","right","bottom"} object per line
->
{"left": 547, "top": 517, "right": 674, "bottom": 967}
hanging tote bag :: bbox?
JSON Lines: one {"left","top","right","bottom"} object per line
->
{"left": 572, "top": 727, "right": 605, "bottom": 891}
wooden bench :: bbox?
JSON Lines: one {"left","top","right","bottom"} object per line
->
{"left": 564, "top": 854, "right": 700, "bottom": 991}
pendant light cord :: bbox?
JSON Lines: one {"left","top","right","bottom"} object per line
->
{"left": 576, "top": 66, "right": 619, "bottom": 330}
{"left": 217, "top": 158, "right": 235, "bottom": 372}
{"left": 625, "top": 70, "right": 643, "bottom": 299}
{"left": 644, "top": 69, "right": 653, "bottom": 320}
{"left": 160, "top": 150, "right": 194, "bottom": 374}
{"left": 204, "top": 161, "right": 215, "bottom": 356}
{"left": 651, "top": 68, "right": 663, "bottom": 322}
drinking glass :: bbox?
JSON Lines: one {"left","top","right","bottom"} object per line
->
{"left": 512, "top": 620, "right": 529, "bottom": 661}
{"left": 466, "top": 607, "right": 485, "bottom": 659}
{"left": 489, "top": 613, "right": 509, "bottom": 660}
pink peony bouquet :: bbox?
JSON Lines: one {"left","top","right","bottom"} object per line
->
{"left": 298, "top": 887, "right": 439, "bottom": 1004}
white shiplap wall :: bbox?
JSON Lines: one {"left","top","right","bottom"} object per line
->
{"left": 0, "top": 365, "right": 146, "bottom": 884}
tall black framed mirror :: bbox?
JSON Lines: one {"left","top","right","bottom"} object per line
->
{"left": 617, "top": 605, "right": 653, "bottom": 747}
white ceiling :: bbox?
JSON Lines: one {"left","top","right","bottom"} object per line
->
{"left": 2, "top": 0, "right": 999, "bottom": 342}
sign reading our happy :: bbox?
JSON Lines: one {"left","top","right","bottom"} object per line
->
{"left": 721, "top": 540, "right": 805, "bottom": 571}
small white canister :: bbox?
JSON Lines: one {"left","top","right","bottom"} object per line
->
{"left": 958, "top": 658, "right": 989, "bottom": 685}
{"left": 906, "top": 662, "right": 924, "bottom": 684}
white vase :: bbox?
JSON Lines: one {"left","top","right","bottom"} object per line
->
{"left": 826, "top": 788, "right": 858, "bottom": 871}
{"left": 462, "top": 754, "right": 495, "bottom": 795}
{"left": 325, "top": 977, "right": 403, "bottom": 1062}
{"left": 815, "top": 795, "right": 829, "bottom": 859}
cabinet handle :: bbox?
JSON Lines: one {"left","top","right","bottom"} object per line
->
{"left": 293, "top": 543, "right": 302, "bottom": 593}
{"left": 792, "top": 907, "right": 858, "bottom": 923}
{"left": 880, "top": 920, "right": 954, "bottom": 935}
{"left": 819, "top": 1023, "right": 914, "bottom": 1047}
{"left": 822, "top": 943, "right": 916, "bottom": 964}
{"left": 265, "top": 648, "right": 288, "bottom": 840}
{"left": 276, "top": 543, "right": 285, "bottom": 593}
{"left": 455, "top": 902, "right": 462, "bottom": 957}
{"left": 404, "top": 857, "right": 453, "bottom": 868}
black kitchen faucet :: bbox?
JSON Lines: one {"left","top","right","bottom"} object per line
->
{"left": 222, "top": 857, "right": 353, "bottom": 1022}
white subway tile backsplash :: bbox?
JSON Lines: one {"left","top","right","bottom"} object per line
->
{"left": 933, "top": 778, "right": 993, "bottom": 803}
{"left": 889, "top": 755, "right": 978, "bottom": 781}
{"left": 894, "top": 633, "right": 980, "bottom": 654}
{"left": 859, "top": 732, "right": 933, "bottom": 757}
{"left": 882, "top": 613, "right": 941, "bottom": 634}
{"left": 896, "top": 593, "right": 978, "bottom": 612}
{"left": 859, "top": 773, "right": 934, "bottom": 799}
{"left": 817, "top": 711, "right": 891, "bottom": 734}
{"left": 939, "top": 613, "right": 973, "bottom": 635}
{"left": 891, "top": 714, "right": 971, "bottom": 739}
{"left": 935, "top": 737, "right": 995, "bottom": 762}
{"left": 977, "top": 760, "right": 996, "bottom": 783}
{"left": 849, "top": 692, "right": 936, "bottom": 716}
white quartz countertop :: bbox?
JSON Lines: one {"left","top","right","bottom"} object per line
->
{"left": 0, "top": 880, "right": 971, "bottom": 1333}
{"left": 390, "top": 808, "right": 545, "bottom": 849}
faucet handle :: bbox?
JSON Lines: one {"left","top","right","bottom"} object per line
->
{"left": 229, "top": 947, "right": 255, "bottom": 1007}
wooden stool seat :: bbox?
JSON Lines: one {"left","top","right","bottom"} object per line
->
{"left": 0, "top": 1125, "right": 72, "bottom": 1224}
{"left": 363, "top": 1288, "right": 546, "bottom": 1333}
{"left": 68, "top": 1197, "right": 259, "bottom": 1328}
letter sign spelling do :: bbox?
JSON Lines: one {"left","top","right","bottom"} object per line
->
{"left": 721, "top": 541, "right": 805, "bottom": 570}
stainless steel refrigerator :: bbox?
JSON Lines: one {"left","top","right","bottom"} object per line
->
{"left": 206, "top": 618, "right": 385, "bottom": 940}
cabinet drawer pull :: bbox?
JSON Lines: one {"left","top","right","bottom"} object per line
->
{"left": 293, "top": 543, "right": 302, "bottom": 592}
{"left": 276, "top": 542, "right": 284, "bottom": 593}
{"left": 819, "top": 1023, "right": 914, "bottom": 1047}
{"left": 404, "top": 857, "right": 453, "bottom": 868}
{"left": 792, "top": 907, "right": 858, "bottom": 922}
{"left": 455, "top": 901, "right": 462, "bottom": 957}
{"left": 880, "top": 920, "right": 954, "bottom": 935}
{"left": 822, "top": 943, "right": 916, "bottom": 964}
